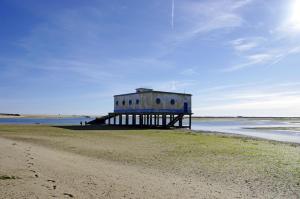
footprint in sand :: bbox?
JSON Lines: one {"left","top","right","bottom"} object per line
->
{"left": 63, "top": 193, "right": 74, "bottom": 198}
{"left": 41, "top": 184, "right": 52, "bottom": 190}
{"left": 46, "top": 179, "right": 57, "bottom": 190}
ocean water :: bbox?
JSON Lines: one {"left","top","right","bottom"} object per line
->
{"left": 191, "top": 118, "right": 300, "bottom": 144}
{"left": 0, "top": 117, "right": 94, "bottom": 125}
{"left": 0, "top": 117, "right": 299, "bottom": 143}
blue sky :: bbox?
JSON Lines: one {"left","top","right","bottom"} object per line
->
{"left": 1, "top": 0, "right": 300, "bottom": 116}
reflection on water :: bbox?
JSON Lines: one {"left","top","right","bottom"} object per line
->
{"left": 0, "top": 117, "right": 299, "bottom": 143}
{"left": 191, "top": 118, "right": 300, "bottom": 144}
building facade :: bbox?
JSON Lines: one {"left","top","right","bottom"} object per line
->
{"left": 89, "top": 88, "right": 192, "bottom": 129}
{"left": 114, "top": 88, "right": 192, "bottom": 114}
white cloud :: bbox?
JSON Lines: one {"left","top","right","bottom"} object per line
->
{"left": 224, "top": 44, "right": 300, "bottom": 71}
{"left": 141, "top": 80, "right": 197, "bottom": 92}
{"left": 223, "top": 0, "right": 300, "bottom": 72}
{"left": 224, "top": 52, "right": 278, "bottom": 71}
{"left": 180, "top": 68, "right": 198, "bottom": 76}
{"left": 229, "top": 37, "right": 264, "bottom": 52}
{"left": 174, "top": 0, "right": 254, "bottom": 41}
{"left": 196, "top": 96, "right": 300, "bottom": 116}
{"left": 193, "top": 82, "right": 300, "bottom": 116}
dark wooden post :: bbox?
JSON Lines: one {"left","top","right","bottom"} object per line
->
{"left": 113, "top": 114, "right": 116, "bottom": 125}
{"left": 179, "top": 115, "right": 183, "bottom": 127}
{"left": 119, "top": 114, "right": 122, "bottom": 125}
{"left": 132, "top": 114, "right": 136, "bottom": 125}
{"left": 189, "top": 114, "right": 192, "bottom": 129}
{"left": 125, "top": 114, "right": 129, "bottom": 125}
{"left": 139, "top": 114, "right": 143, "bottom": 126}
{"left": 154, "top": 114, "right": 157, "bottom": 126}
{"left": 108, "top": 113, "right": 111, "bottom": 125}
{"left": 162, "top": 114, "right": 166, "bottom": 127}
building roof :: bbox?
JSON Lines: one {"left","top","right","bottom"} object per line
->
{"left": 114, "top": 89, "right": 192, "bottom": 97}
{"left": 135, "top": 88, "right": 153, "bottom": 93}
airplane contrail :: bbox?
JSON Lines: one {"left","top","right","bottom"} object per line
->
{"left": 171, "top": 0, "right": 174, "bottom": 29}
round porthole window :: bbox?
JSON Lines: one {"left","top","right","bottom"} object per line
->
{"left": 116, "top": 101, "right": 119, "bottom": 106}
{"left": 136, "top": 99, "right": 140, "bottom": 104}
{"left": 129, "top": 100, "right": 132, "bottom": 105}
{"left": 156, "top": 98, "right": 161, "bottom": 104}
{"left": 170, "top": 99, "right": 175, "bottom": 105}
{"left": 122, "top": 100, "right": 125, "bottom": 106}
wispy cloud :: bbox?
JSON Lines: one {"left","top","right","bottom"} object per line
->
{"left": 137, "top": 79, "right": 198, "bottom": 93}
{"left": 225, "top": 45, "right": 300, "bottom": 71}
{"left": 224, "top": 52, "right": 279, "bottom": 71}
{"left": 197, "top": 81, "right": 269, "bottom": 94}
{"left": 219, "top": 0, "right": 300, "bottom": 72}
{"left": 193, "top": 82, "right": 300, "bottom": 116}
{"left": 5, "top": 3, "right": 177, "bottom": 84}
{"left": 174, "top": 0, "right": 254, "bottom": 41}
{"left": 196, "top": 95, "right": 300, "bottom": 116}
{"left": 229, "top": 37, "right": 264, "bottom": 52}
{"left": 180, "top": 68, "right": 199, "bottom": 76}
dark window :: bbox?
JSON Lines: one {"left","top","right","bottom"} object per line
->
{"left": 156, "top": 98, "right": 161, "bottom": 104}
{"left": 116, "top": 101, "right": 119, "bottom": 106}
{"left": 170, "top": 99, "right": 175, "bottom": 105}
{"left": 136, "top": 99, "right": 140, "bottom": 104}
{"left": 129, "top": 100, "right": 132, "bottom": 105}
{"left": 122, "top": 100, "right": 125, "bottom": 106}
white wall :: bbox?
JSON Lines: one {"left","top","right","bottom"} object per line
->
{"left": 114, "top": 92, "right": 191, "bottom": 113}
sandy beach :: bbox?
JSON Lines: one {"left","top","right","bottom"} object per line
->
{"left": 0, "top": 125, "right": 299, "bottom": 198}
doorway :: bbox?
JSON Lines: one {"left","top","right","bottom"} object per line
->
{"left": 184, "top": 102, "right": 188, "bottom": 113}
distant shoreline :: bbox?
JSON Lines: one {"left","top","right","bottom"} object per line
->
{"left": 192, "top": 116, "right": 300, "bottom": 119}
{"left": 0, "top": 114, "right": 92, "bottom": 119}
{"left": 1, "top": 113, "right": 300, "bottom": 120}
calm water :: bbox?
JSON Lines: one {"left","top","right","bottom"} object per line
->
{"left": 191, "top": 119, "right": 300, "bottom": 144}
{"left": 0, "top": 117, "right": 94, "bottom": 125}
{"left": 0, "top": 117, "right": 300, "bottom": 144}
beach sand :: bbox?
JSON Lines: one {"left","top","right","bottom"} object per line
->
{"left": 0, "top": 125, "right": 299, "bottom": 198}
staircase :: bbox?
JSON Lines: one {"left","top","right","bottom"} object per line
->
{"left": 167, "top": 114, "right": 184, "bottom": 127}
{"left": 87, "top": 114, "right": 115, "bottom": 125}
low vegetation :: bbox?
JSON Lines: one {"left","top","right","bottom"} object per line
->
{"left": 0, "top": 125, "right": 299, "bottom": 196}
{"left": 246, "top": 127, "right": 300, "bottom": 131}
